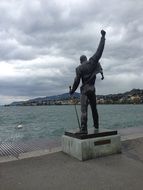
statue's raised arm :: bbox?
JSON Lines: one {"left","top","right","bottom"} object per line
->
{"left": 89, "top": 30, "right": 106, "bottom": 64}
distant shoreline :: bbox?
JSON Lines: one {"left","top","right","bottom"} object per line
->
{"left": 4, "top": 103, "right": 143, "bottom": 107}
{"left": 4, "top": 88, "right": 143, "bottom": 106}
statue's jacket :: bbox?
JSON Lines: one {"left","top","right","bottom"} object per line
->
{"left": 72, "top": 36, "right": 105, "bottom": 95}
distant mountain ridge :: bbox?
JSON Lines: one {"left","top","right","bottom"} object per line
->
{"left": 9, "top": 92, "right": 80, "bottom": 106}
{"left": 30, "top": 92, "right": 80, "bottom": 101}
{"left": 7, "top": 88, "right": 143, "bottom": 106}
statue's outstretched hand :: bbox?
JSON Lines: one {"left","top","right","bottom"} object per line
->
{"left": 101, "top": 76, "right": 104, "bottom": 80}
{"left": 101, "top": 30, "right": 106, "bottom": 37}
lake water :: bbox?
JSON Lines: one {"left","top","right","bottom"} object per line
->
{"left": 0, "top": 105, "right": 143, "bottom": 143}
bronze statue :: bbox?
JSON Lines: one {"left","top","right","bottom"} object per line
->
{"left": 70, "top": 30, "right": 106, "bottom": 134}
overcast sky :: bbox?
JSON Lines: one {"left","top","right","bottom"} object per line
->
{"left": 0, "top": 0, "right": 143, "bottom": 104}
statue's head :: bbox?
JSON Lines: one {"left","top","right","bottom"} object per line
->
{"left": 80, "top": 55, "right": 87, "bottom": 64}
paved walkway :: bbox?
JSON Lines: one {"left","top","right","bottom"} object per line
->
{"left": 0, "top": 135, "right": 143, "bottom": 190}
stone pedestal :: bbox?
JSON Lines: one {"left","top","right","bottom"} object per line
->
{"left": 62, "top": 129, "right": 121, "bottom": 161}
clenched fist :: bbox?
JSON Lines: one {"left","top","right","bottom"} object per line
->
{"left": 101, "top": 30, "right": 106, "bottom": 37}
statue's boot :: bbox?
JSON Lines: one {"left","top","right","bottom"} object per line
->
{"left": 75, "top": 126, "right": 87, "bottom": 135}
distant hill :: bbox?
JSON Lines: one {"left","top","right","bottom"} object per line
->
{"left": 29, "top": 92, "right": 80, "bottom": 101}
{"left": 9, "top": 92, "right": 80, "bottom": 106}
{"left": 96, "top": 88, "right": 143, "bottom": 104}
{"left": 7, "top": 89, "right": 143, "bottom": 106}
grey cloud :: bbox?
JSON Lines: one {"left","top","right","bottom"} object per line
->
{"left": 0, "top": 73, "right": 72, "bottom": 98}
